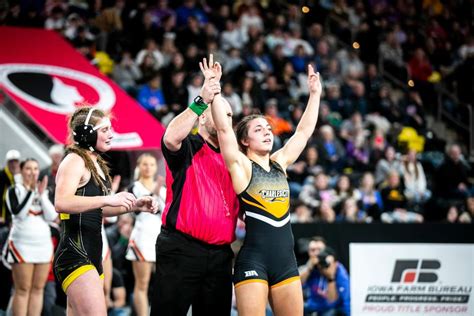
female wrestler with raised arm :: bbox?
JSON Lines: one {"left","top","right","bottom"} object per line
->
{"left": 207, "top": 61, "right": 322, "bottom": 315}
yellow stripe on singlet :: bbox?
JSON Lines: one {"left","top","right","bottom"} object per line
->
{"left": 270, "top": 276, "right": 301, "bottom": 289}
{"left": 62, "top": 264, "right": 95, "bottom": 293}
{"left": 234, "top": 279, "right": 268, "bottom": 288}
{"left": 60, "top": 213, "right": 70, "bottom": 220}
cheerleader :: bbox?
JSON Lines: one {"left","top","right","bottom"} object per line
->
{"left": 4, "top": 158, "right": 58, "bottom": 316}
{"left": 126, "top": 154, "right": 165, "bottom": 316}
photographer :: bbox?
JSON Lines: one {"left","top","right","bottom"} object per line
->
{"left": 299, "top": 237, "right": 350, "bottom": 316}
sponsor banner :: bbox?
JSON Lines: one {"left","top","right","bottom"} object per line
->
{"left": 350, "top": 243, "right": 474, "bottom": 316}
{"left": 0, "top": 26, "right": 164, "bottom": 150}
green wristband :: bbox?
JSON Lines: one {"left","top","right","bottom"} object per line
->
{"left": 189, "top": 101, "right": 208, "bottom": 116}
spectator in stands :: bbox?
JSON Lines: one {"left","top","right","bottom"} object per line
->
{"left": 375, "top": 146, "right": 403, "bottom": 186}
{"left": 40, "top": 144, "right": 65, "bottom": 204}
{"left": 0, "top": 150, "right": 21, "bottom": 225}
{"left": 222, "top": 81, "right": 243, "bottom": 117}
{"left": 300, "top": 172, "right": 337, "bottom": 211}
{"left": 162, "top": 70, "right": 188, "bottom": 120}
{"left": 299, "top": 237, "right": 350, "bottom": 316}
{"left": 401, "top": 149, "right": 432, "bottom": 210}
{"left": 381, "top": 171, "right": 423, "bottom": 223}
{"left": 315, "top": 200, "right": 337, "bottom": 223}
{"left": 135, "top": 39, "right": 165, "bottom": 76}
{"left": 175, "top": 0, "right": 208, "bottom": 27}
{"left": 337, "top": 197, "right": 369, "bottom": 223}
{"left": 358, "top": 172, "right": 384, "bottom": 221}
{"left": 44, "top": 6, "right": 65, "bottom": 31}
{"left": 333, "top": 175, "right": 361, "bottom": 209}
{"left": 137, "top": 73, "right": 167, "bottom": 121}
{"left": 435, "top": 144, "right": 473, "bottom": 199}
{"left": 264, "top": 99, "right": 293, "bottom": 149}
{"left": 378, "top": 31, "right": 407, "bottom": 82}
{"left": 315, "top": 125, "right": 346, "bottom": 175}
{"left": 5, "top": 158, "right": 58, "bottom": 316}
{"left": 458, "top": 197, "right": 474, "bottom": 223}
{"left": 246, "top": 39, "right": 274, "bottom": 77}
{"left": 291, "top": 203, "right": 314, "bottom": 223}
{"left": 220, "top": 19, "right": 246, "bottom": 51}
{"left": 287, "top": 146, "right": 323, "bottom": 198}
{"left": 112, "top": 51, "right": 142, "bottom": 96}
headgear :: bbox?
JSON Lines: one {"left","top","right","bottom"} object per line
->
{"left": 73, "top": 108, "right": 109, "bottom": 151}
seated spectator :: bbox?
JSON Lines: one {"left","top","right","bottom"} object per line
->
{"left": 375, "top": 146, "right": 403, "bottom": 186}
{"left": 401, "top": 149, "right": 432, "bottom": 210}
{"left": 345, "top": 127, "right": 371, "bottom": 171}
{"left": 291, "top": 203, "right": 314, "bottom": 223}
{"left": 333, "top": 175, "right": 361, "bottom": 209}
{"left": 458, "top": 197, "right": 474, "bottom": 223}
{"left": 300, "top": 172, "right": 336, "bottom": 211}
{"left": 264, "top": 99, "right": 293, "bottom": 148}
{"left": 337, "top": 198, "right": 369, "bottom": 223}
{"left": 137, "top": 73, "right": 167, "bottom": 121}
{"left": 245, "top": 39, "right": 274, "bottom": 78}
{"left": 435, "top": 144, "right": 473, "bottom": 200}
{"left": 112, "top": 51, "right": 142, "bottom": 96}
{"left": 315, "top": 200, "right": 337, "bottom": 223}
{"left": 222, "top": 82, "right": 242, "bottom": 117}
{"left": 358, "top": 172, "right": 383, "bottom": 221}
{"left": 378, "top": 31, "right": 408, "bottom": 82}
{"left": 299, "top": 237, "right": 350, "bottom": 316}
{"left": 381, "top": 171, "right": 423, "bottom": 223}
{"left": 288, "top": 146, "right": 324, "bottom": 198}
{"left": 315, "top": 125, "right": 346, "bottom": 175}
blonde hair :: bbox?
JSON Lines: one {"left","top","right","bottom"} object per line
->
{"left": 135, "top": 153, "right": 157, "bottom": 180}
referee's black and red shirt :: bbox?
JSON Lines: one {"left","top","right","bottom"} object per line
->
{"left": 161, "top": 134, "right": 239, "bottom": 245}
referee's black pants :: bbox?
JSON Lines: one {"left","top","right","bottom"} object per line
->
{"left": 150, "top": 227, "right": 234, "bottom": 316}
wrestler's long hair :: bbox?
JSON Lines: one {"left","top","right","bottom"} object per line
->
{"left": 67, "top": 106, "right": 111, "bottom": 192}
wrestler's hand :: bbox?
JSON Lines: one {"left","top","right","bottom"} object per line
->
{"left": 107, "top": 192, "right": 136, "bottom": 211}
{"left": 199, "top": 54, "right": 222, "bottom": 83}
{"left": 136, "top": 196, "right": 158, "bottom": 214}
{"left": 307, "top": 64, "right": 322, "bottom": 96}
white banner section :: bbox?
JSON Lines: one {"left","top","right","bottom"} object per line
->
{"left": 350, "top": 243, "right": 474, "bottom": 316}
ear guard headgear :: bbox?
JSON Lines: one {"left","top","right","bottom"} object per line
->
{"left": 73, "top": 108, "right": 109, "bottom": 151}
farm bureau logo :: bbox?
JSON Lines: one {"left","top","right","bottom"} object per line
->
{"left": 391, "top": 259, "right": 440, "bottom": 283}
{"left": 0, "top": 63, "right": 115, "bottom": 114}
{"left": 363, "top": 258, "right": 471, "bottom": 313}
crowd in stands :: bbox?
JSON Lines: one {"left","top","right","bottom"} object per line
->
{"left": 0, "top": 0, "right": 473, "bottom": 315}
{"left": 1, "top": 0, "right": 473, "bottom": 230}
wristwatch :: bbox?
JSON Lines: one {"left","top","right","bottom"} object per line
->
{"left": 327, "top": 278, "right": 335, "bottom": 283}
{"left": 194, "top": 95, "right": 206, "bottom": 105}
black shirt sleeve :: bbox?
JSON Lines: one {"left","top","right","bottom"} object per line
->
{"left": 161, "top": 135, "right": 191, "bottom": 171}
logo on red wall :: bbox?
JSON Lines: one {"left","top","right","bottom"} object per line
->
{"left": 0, "top": 63, "right": 115, "bottom": 114}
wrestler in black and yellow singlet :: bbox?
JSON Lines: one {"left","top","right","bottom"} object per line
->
{"left": 53, "top": 177, "right": 109, "bottom": 293}
{"left": 233, "top": 160, "right": 299, "bottom": 288}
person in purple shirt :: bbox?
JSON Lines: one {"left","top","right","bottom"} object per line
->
{"left": 299, "top": 237, "right": 351, "bottom": 316}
